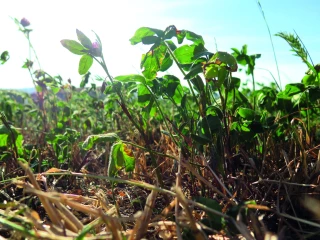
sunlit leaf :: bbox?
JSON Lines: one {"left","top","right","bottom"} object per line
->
{"left": 174, "top": 45, "right": 196, "bottom": 64}
{"left": 78, "top": 54, "right": 93, "bottom": 75}
{"left": 237, "top": 108, "right": 255, "bottom": 120}
{"left": 142, "top": 36, "right": 160, "bottom": 45}
{"left": 82, "top": 133, "right": 119, "bottom": 150}
{"left": 115, "top": 74, "right": 146, "bottom": 84}
{"left": 141, "top": 53, "right": 158, "bottom": 79}
{"left": 76, "top": 29, "right": 92, "bottom": 49}
{"left": 137, "top": 84, "right": 151, "bottom": 107}
{"left": 108, "top": 141, "right": 135, "bottom": 177}
{"left": 130, "top": 27, "right": 159, "bottom": 45}
{"left": 61, "top": 39, "right": 87, "bottom": 55}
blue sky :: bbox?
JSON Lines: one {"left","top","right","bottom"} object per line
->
{"left": 1, "top": 0, "right": 319, "bottom": 89}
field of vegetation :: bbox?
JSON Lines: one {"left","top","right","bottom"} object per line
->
{"left": 0, "top": 15, "right": 320, "bottom": 240}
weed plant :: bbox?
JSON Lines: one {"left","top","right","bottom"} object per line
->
{"left": 0, "top": 13, "right": 320, "bottom": 240}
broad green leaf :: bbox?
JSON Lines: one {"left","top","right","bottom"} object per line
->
{"left": 174, "top": 43, "right": 205, "bottom": 64}
{"left": 0, "top": 125, "right": 23, "bottom": 155}
{"left": 302, "top": 73, "right": 320, "bottom": 86}
{"left": 76, "top": 29, "right": 92, "bottom": 49}
{"left": 164, "top": 25, "right": 177, "bottom": 40}
{"left": 209, "top": 51, "right": 238, "bottom": 72}
{"left": 78, "top": 54, "right": 93, "bottom": 75}
{"left": 0, "top": 134, "right": 8, "bottom": 148}
{"left": 201, "top": 115, "right": 221, "bottom": 135}
{"left": 161, "top": 75, "right": 183, "bottom": 104}
{"left": 141, "top": 53, "right": 158, "bottom": 79}
{"left": 108, "top": 141, "right": 135, "bottom": 177}
{"left": 137, "top": 84, "right": 151, "bottom": 107}
{"left": 229, "top": 77, "right": 241, "bottom": 89}
{"left": 174, "top": 45, "right": 196, "bottom": 64}
{"left": 205, "top": 64, "right": 220, "bottom": 79}
{"left": 185, "top": 30, "right": 205, "bottom": 45}
{"left": 82, "top": 133, "right": 119, "bottom": 150}
{"left": 140, "top": 43, "right": 169, "bottom": 78}
{"left": 61, "top": 40, "right": 87, "bottom": 55}
{"left": 231, "top": 47, "right": 241, "bottom": 55}
{"left": 51, "top": 86, "right": 60, "bottom": 95}
{"left": 237, "top": 108, "right": 255, "bottom": 120}
{"left": 190, "top": 75, "right": 205, "bottom": 93}
{"left": 175, "top": 30, "right": 204, "bottom": 45}
{"left": 115, "top": 74, "right": 146, "bottom": 84}
{"left": 108, "top": 142, "right": 122, "bottom": 177}
{"left": 122, "top": 143, "right": 135, "bottom": 172}
{"left": 242, "top": 44, "right": 248, "bottom": 55}
{"left": 130, "top": 27, "right": 158, "bottom": 45}
{"left": 142, "top": 36, "right": 160, "bottom": 45}
{"left": 80, "top": 72, "right": 90, "bottom": 88}
{"left": 162, "top": 75, "right": 180, "bottom": 97}
{"left": 279, "top": 83, "right": 305, "bottom": 98}
{"left": 159, "top": 54, "right": 173, "bottom": 71}
{"left": 184, "top": 63, "right": 203, "bottom": 80}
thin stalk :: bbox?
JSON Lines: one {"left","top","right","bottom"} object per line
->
{"left": 252, "top": 72, "right": 256, "bottom": 111}
{"left": 25, "top": 31, "right": 41, "bottom": 70}
{"left": 256, "top": 0, "right": 282, "bottom": 90}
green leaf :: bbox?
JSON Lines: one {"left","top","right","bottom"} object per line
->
{"left": 174, "top": 43, "right": 206, "bottom": 65}
{"left": 130, "top": 27, "right": 158, "bottom": 45}
{"left": 78, "top": 54, "right": 93, "bottom": 75}
{"left": 122, "top": 143, "right": 135, "bottom": 172}
{"left": 161, "top": 75, "right": 183, "bottom": 104}
{"left": 204, "top": 64, "right": 228, "bottom": 88}
{"left": 76, "top": 29, "right": 92, "bottom": 49}
{"left": 61, "top": 40, "right": 87, "bottom": 55}
{"left": 1, "top": 51, "right": 10, "bottom": 64}
{"left": 210, "top": 51, "right": 238, "bottom": 72}
{"left": 176, "top": 30, "right": 204, "bottom": 45}
{"left": 201, "top": 115, "right": 221, "bottom": 135}
{"left": 302, "top": 72, "right": 320, "bottom": 86}
{"left": 162, "top": 75, "right": 180, "bottom": 97}
{"left": 115, "top": 74, "right": 146, "bottom": 84}
{"left": 281, "top": 83, "right": 305, "bottom": 98}
{"left": 174, "top": 45, "right": 196, "bottom": 64}
{"left": 142, "top": 36, "right": 160, "bottom": 45}
{"left": 137, "top": 84, "right": 151, "bottom": 107}
{"left": 141, "top": 53, "right": 158, "bottom": 79}
{"left": 237, "top": 108, "right": 255, "bottom": 120}
{"left": 108, "top": 141, "right": 135, "bottom": 177}
{"left": 80, "top": 72, "right": 91, "bottom": 88}
{"left": 184, "top": 63, "right": 203, "bottom": 80}
{"left": 108, "top": 142, "right": 122, "bottom": 177}
{"left": 82, "top": 133, "right": 119, "bottom": 150}
{"left": 190, "top": 75, "right": 205, "bottom": 93}
{"left": 159, "top": 55, "right": 173, "bottom": 71}
{"left": 184, "top": 30, "right": 204, "bottom": 45}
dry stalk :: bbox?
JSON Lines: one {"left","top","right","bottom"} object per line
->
{"left": 18, "top": 162, "right": 63, "bottom": 228}
{"left": 174, "top": 186, "right": 207, "bottom": 240}
{"left": 129, "top": 189, "right": 158, "bottom": 240}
